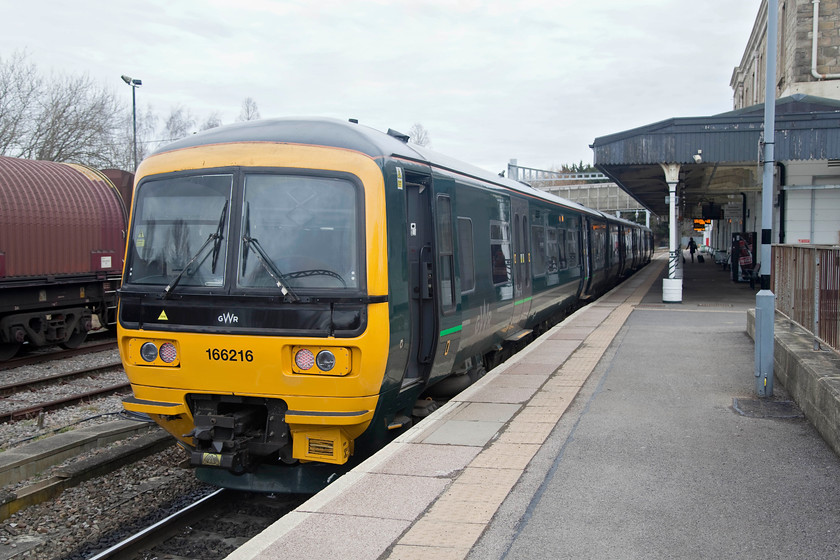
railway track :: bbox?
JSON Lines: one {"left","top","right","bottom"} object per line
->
{"left": 87, "top": 489, "right": 306, "bottom": 560}
{"left": 0, "top": 361, "right": 128, "bottom": 424}
{"left": 0, "top": 381, "right": 130, "bottom": 423}
{"left": 0, "top": 338, "right": 117, "bottom": 371}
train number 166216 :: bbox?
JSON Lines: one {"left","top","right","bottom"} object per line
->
{"left": 206, "top": 348, "right": 254, "bottom": 362}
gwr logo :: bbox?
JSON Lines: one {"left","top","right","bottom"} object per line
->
{"left": 218, "top": 312, "right": 239, "bottom": 324}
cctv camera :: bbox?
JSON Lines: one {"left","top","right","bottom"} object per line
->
{"left": 692, "top": 154, "right": 702, "bottom": 164}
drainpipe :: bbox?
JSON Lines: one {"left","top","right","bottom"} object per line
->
{"left": 777, "top": 162, "right": 786, "bottom": 243}
{"left": 741, "top": 192, "right": 747, "bottom": 228}
{"left": 812, "top": 0, "right": 840, "bottom": 80}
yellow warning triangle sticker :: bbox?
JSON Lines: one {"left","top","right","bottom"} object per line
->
{"left": 158, "top": 310, "right": 168, "bottom": 321}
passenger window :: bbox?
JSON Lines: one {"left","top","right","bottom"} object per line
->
{"left": 531, "top": 225, "right": 546, "bottom": 277}
{"left": 558, "top": 229, "right": 568, "bottom": 269}
{"left": 490, "top": 220, "right": 511, "bottom": 286}
{"left": 567, "top": 229, "right": 579, "bottom": 269}
{"left": 546, "top": 228, "right": 558, "bottom": 274}
{"left": 436, "top": 195, "right": 456, "bottom": 312}
{"left": 458, "top": 217, "right": 475, "bottom": 293}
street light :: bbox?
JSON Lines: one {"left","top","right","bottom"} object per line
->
{"left": 121, "top": 75, "right": 142, "bottom": 170}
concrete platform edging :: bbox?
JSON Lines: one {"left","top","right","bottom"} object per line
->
{"left": 0, "top": 419, "right": 157, "bottom": 487}
{"left": 748, "top": 310, "right": 840, "bottom": 457}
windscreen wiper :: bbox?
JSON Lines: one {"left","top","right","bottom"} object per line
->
{"left": 162, "top": 202, "right": 228, "bottom": 299}
{"left": 210, "top": 200, "right": 228, "bottom": 274}
{"left": 242, "top": 234, "right": 300, "bottom": 302}
{"left": 162, "top": 234, "right": 217, "bottom": 299}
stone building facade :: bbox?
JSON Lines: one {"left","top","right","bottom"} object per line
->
{"left": 731, "top": 0, "right": 840, "bottom": 109}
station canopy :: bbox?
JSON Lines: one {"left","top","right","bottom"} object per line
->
{"left": 591, "top": 94, "right": 840, "bottom": 218}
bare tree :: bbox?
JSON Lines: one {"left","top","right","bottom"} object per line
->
{"left": 1, "top": 52, "right": 253, "bottom": 170}
{"left": 200, "top": 112, "right": 222, "bottom": 131}
{"left": 0, "top": 51, "right": 40, "bottom": 156}
{"left": 0, "top": 52, "right": 124, "bottom": 167}
{"left": 237, "top": 97, "right": 260, "bottom": 122}
{"left": 164, "top": 105, "right": 196, "bottom": 141}
{"left": 109, "top": 103, "right": 158, "bottom": 171}
{"left": 134, "top": 105, "right": 158, "bottom": 163}
{"left": 408, "top": 123, "right": 431, "bottom": 147}
{"left": 24, "top": 73, "right": 122, "bottom": 166}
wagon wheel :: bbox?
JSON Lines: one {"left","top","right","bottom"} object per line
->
{"left": 60, "top": 330, "right": 87, "bottom": 349}
{"left": 0, "top": 342, "right": 21, "bottom": 361}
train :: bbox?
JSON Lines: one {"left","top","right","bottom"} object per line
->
{"left": 0, "top": 156, "right": 131, "bottom": 360}
{"left": 118, "top": 117, "right": 653, "bottom": 493}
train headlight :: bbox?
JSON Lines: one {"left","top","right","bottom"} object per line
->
{"left": 140, "top": 342, "right": 159, "bottom": 362}
{"left": 159, "top": 342, "right": 178, "bottom": 363}
{"left": 316, "top": 350, "right": 336, "bottom": 371}
{"left": 294, "top": 348, "right": 315, "bottom": 371}
{"left": 291, "top": 346, "right": 352, "bottom": 376}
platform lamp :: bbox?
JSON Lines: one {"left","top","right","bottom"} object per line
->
{"left": 121, "top": 75, "right": 142, "bottom": 170}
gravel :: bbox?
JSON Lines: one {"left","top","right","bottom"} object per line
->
{"left": 0, "top": 346, "right": 217, "bottom": 559}
{"left": 0, "top": 349, "right": 128, "bottom": 451}
{"left": 1, "top": 445, "right": 214, "bottom": 560}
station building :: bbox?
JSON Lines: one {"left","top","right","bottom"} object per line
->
{"left": 590, "top": 0, "right": 840, "bottom": 305}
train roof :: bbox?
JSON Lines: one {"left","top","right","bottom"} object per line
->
{"left": 154, "top": 117, "right": 646, "bottom": 229}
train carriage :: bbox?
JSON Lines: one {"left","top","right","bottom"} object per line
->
{"left": 118, "top": 117, "right": 650, "bottom": 492}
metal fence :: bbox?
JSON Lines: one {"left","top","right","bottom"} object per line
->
{"left": 772, "top": 244, "right": 840, "bottom": 353}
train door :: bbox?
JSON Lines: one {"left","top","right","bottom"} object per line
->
{"left": 618, "top": 225, "right": 627, "bottom": 276}
{"left": 511, "top": 197, "right": 531, "bottom": 327}
{"left": 404, "top": 173, "right": 437, "bottom": 386}
{"left": 579, "top": 219, "right": 591, "bottom": 297}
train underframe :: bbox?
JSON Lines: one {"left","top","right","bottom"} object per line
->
{"left": 0, "top": 278, "right": 119, "bottom": 360}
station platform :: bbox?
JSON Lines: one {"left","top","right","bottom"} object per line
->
{"left": 229, "top": 252, "right": 840, "bottom": 560}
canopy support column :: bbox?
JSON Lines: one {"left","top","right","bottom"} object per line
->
{"left": 661, "top": 163, "right": 682, "bottom": 303}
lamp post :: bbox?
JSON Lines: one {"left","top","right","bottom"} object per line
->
{"left": 121, "top": 75, "right": 142, "bottom": 170}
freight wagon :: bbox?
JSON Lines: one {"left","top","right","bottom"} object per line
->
{"left": 0, "top": 156, "right": 129, "bottom": 359}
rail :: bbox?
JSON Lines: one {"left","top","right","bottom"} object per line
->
{"left": 772, "top": 244, "right": 840, "bottom": 353}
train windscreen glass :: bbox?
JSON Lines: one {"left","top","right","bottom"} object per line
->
{"left": 238, "top": 174, "right": 359, "bottom": 290}
{"left": 125, "top": 174, "right": 232, "bottom": 287}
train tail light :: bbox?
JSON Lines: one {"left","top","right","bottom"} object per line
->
{"left": 294, "top": 348, "right": 315, "bottom": 370}
{"left": 159, "top": 342, "right": 178, "bottom": 363}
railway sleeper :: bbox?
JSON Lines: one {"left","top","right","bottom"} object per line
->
{"left": 185, "top": 395, "right": 291, "bottom": 474}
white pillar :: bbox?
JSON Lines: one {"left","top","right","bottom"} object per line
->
{"left": 661, "top": 163, "right": 682, "bottom": 303}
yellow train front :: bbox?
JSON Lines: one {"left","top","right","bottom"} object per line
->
{"left": 119, "top": 118, "right": 410, "bottom": 492}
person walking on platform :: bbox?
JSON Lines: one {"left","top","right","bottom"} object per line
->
{"left": 687, "top": 237, "right": 698, "bottom": 263}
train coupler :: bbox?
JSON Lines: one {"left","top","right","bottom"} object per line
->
{"left": 185, "top": 394, "right": 291, "bottom": 473}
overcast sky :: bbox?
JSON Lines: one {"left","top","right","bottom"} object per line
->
{"left": 1, "top": 0, "right": 762, "bottom": 173}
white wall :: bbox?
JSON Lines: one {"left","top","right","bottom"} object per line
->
{"left": 783, "top": 161, "right": 840, "bottom": 245}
